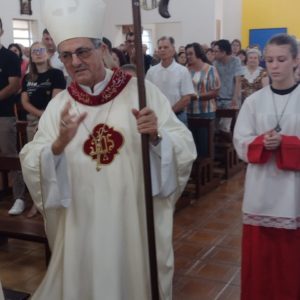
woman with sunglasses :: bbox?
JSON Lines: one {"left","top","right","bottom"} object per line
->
{"left": 21, "top": 41, "right": 66, "bottom": 216}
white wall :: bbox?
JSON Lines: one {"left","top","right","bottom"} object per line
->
{"left": 155, "top": 22, "right": 182, "bottom": 46}
{"left": 0, "top": 0, "right": 43, "bottom": 47}
{"left": 215, "top": 0, "right": 224, "bottom": 39}
{"left": 222, "top": 0, "right": 242, "bottom": 41}
{"left": 104, "top": 0, "right": 223, "bottom": 50}
{"left": 0, "top": 0, "right": 243, "bottom": 51}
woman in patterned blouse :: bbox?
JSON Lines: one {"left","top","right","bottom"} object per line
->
{"left": 241, "top": 48, "right": 269, "bottom": 103}
{"left": 185, "top": 42, "right": 221, "bottom": 156}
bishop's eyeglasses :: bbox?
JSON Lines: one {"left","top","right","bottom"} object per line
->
{"left": 58, "top": 47, "right": 95, "bottom": 63}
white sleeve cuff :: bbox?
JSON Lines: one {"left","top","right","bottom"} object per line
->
{"left": 150, "top": 128, "right": 177, "bottom": 197}
{"left": 40, "top": 145, "right": 72, "bottom": 209}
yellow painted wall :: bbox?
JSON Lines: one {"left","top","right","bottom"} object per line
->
{"left": 242, "top": 0, "right": 300, "bottom": 47}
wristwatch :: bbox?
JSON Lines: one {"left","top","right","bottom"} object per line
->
{"left": 151, "top": 132, "right": 162, "bottom": 146}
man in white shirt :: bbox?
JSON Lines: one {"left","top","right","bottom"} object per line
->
{"left": 146, "top": 36, "right": 194, "bottom": 125}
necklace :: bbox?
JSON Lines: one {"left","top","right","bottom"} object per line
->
{"left": 74, "top": 99, "right": 115, "bottom": 171}
{"left": 271, "top": 91, "right": 293, "bottom": 132}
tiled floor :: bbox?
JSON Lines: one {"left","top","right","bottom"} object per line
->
{"left": 0, "top": 171, "right": 244, "bottom": 299}
{"left": 173, "top": 171, "right": 244, "bottom": 299}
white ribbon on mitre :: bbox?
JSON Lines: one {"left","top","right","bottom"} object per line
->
{"left": 42, "top": 0, "right": 106, "bottom": 46}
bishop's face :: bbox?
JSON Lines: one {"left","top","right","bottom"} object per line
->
{"left": 58, "top": 37, "right": 106, "bottom": 87}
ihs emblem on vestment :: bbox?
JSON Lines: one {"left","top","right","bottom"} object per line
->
{"left": 83, "top": 124, "right": 124, "bottom": 171}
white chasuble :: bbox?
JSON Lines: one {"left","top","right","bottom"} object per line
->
{"left": 20, "top": 69, "right": 196, "bottom": 300}
{"left": 0, "top": 281, "right": 4, "bottom": 300}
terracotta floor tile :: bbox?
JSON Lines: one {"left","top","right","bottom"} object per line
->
{"left": 231, "top": 269, "right": 241, "bottom": 286}
{"left": 206, "top": 247, "right": 241, "bottom": 266}
{"left": 220, "top": 234, "right": 241, "bottom": 249}
{"left": 173, "top": 275, "right": 188, "bottom": 294}
{"left": 202, "top": 221, "right": 234, "bottom": 233}
{"left": 173, "top": 224, "right": 188, "bottom": 240}
{"left": 225, "top": 200, "right": 242, "bottom": 212}
{"left": 185, "top": 229, "right": 224, "bottom": 246}
{"left": 189, "top": 261, "right": 239, "bottom": 283}
{"left": 174, "top": 241, "right": 208, "bottom": 259}
{"left": 216, "top": 284, "right": 241, "bottom": 300}
{"left": 176, "top": 278, "right": 226, "bottom": 300}
{"left": 175, "top": 206, "right": 213, "bottom": 227}
{"left": 174, "top": 213, "right": 201, "bottom": 229}
{"left": 214, "top": 209, "right": 241, "bottom": 223}
{"left": 192, "top": 199, "right": 225, "bottom": 213}
{"left": 174, "top": 255, "right": 199, "bottom": 275}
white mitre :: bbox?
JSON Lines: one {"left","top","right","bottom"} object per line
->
{"left": 42, "top": 0, "right": 106, "bottom": 46}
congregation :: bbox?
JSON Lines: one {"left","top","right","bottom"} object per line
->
{"left": 1, "top": 21, "right": 278, "bottom": 216}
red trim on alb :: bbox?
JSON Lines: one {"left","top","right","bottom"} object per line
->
{"left": 67, "top": 69, "right": 132, "bottom": 106}
{"left": 247, "top": 135, "right": 272, "bottom": 164}
{"left": 276, "top": 135, "right": 300, "bottom": 171}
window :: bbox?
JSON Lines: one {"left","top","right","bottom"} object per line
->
{"left": 12, "top": 19, "right": 35, "bottom": 47}
{"left": 142, "top": 29, "right": 153, "bottom": 55}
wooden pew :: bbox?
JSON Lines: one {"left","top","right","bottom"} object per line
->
{"left": 215, "top": 109, "right": 244, "bottom": 179}
{"left": 0, "top": 120, "right": 50, "bottom": 265}
{"left": 0, "top": 201, "right": 50, "bottom": 265}
{"left": 0, "top": 121, "right": 28, "bottom": 196}
{"left": 186, "top": 117, "right": 220, "bottom": 198}
{"left": 16, "top": 120, "right": 29, "bottom": 151}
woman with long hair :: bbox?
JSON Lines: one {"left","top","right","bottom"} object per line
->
{"left": 8, "top": 43, "right": 28, "bottom": 81}
{"left": 237, "top": 49, "right": 247, "bottom": 66}
{"left": 22, "top": 41, "right": 66, "bottom": 216}
{"left": 22, "top": 41, "right": 66, "bottom": 140}
{"left": 231, "top": 38, "right": 242, "bottom": 56}
{"left": 177, "top": 51, "right": 187, "bottom": 66}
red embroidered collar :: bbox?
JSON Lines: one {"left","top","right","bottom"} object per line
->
{"left": 67, "top": 69, "right": 132, "bottom": 106}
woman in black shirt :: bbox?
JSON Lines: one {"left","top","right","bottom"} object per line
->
{"left": 22, "top": 41, "right": 66, "bottom": 140}
{"left": 22, "top": 41, "right": 66, "bottom": 216}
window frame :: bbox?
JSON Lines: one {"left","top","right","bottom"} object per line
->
{"left": 12, "top": 19, "right": 34, "bottom": 47}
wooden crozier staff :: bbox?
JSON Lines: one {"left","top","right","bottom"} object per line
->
{"left": 131, "top": 0, "right": 171, "bottom": 299}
